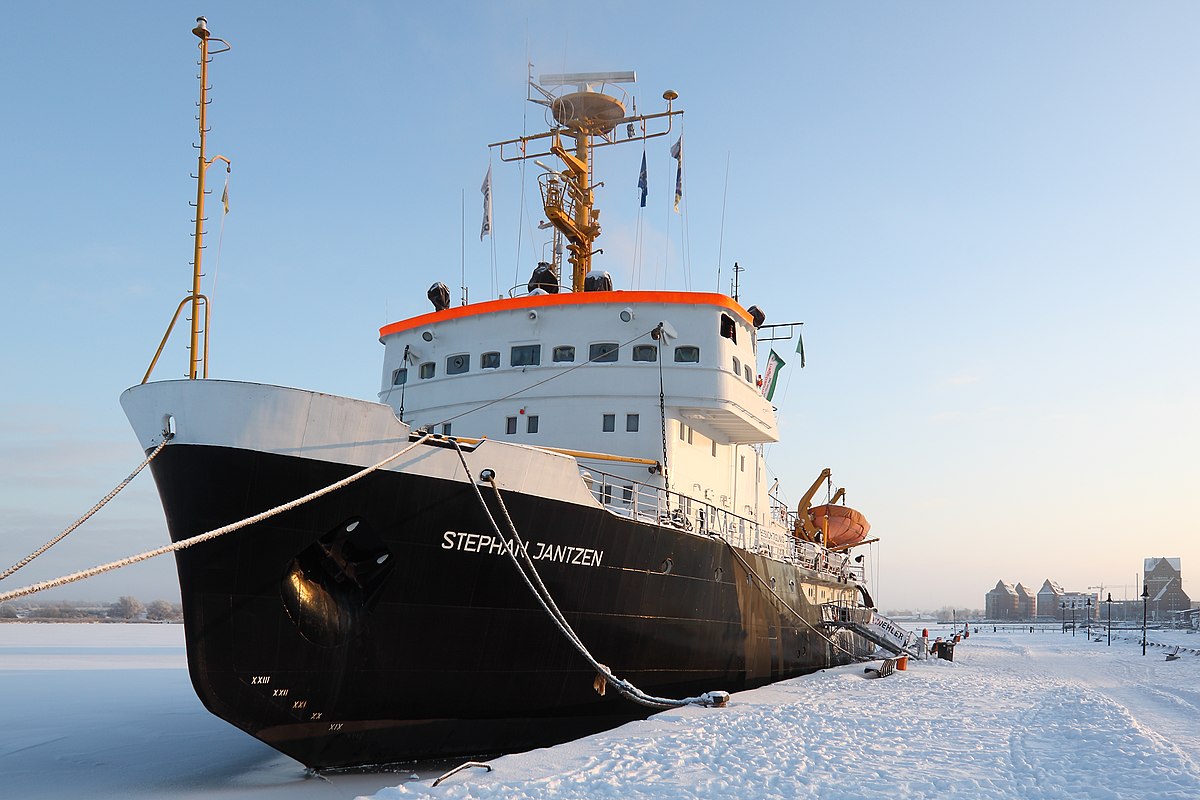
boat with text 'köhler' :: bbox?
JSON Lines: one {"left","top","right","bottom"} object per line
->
{"left": 119, "top": 18, "right": 919, "bottom": 769}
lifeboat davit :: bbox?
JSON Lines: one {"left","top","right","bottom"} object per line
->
{"left": 808, "top": 504, "right": 871, "bottom": 548}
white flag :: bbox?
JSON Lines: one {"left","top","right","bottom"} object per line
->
{"left": 480, "top": 165, "right": 493, "bottom": 240}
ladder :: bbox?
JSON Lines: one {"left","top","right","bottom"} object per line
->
{"left": 821, "top": 603, "right": 927, "bottom": 659}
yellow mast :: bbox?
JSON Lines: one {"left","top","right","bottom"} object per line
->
{"left": 144, "top": 17, "right": 230, "bottom": 384}
{"left": 490, "top": 74, "right": 680, "bottom": 292}
{"left": 188, "top": 17, "right": 231, "bottom": 379}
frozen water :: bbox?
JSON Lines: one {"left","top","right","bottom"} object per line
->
{"left": 1, "top": 623, "right": 1198, "bottom": 799}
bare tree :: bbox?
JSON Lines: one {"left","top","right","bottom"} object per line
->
{"left": 109, "top": 596, "right": 145, "bottom": 620}
{"left": 145, "top": 600, "right": 175, "bottom": 621}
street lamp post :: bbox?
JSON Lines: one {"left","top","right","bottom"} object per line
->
{"left": 1105, "top": 593, "right": 1113, "bottom": 646}
{"left": 1061, "top": 601, "right": 1066, "bottom": 634}
{"left": 1071, "top": 601, "right": 1076, "bottom": 638}
{"left": 1142, "top": 584, "right": 1150, "bottom": 656}
{"left": 1086, "top": 597, "right": 1092, "bottom": 639}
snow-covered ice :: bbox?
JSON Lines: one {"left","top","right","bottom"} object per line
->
{"left": 2, "top": 623, "right": 1199, "bottom": 799}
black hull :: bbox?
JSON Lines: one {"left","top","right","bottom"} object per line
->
{"left": 151, "top": 444, "right": 863, "bottom": 769}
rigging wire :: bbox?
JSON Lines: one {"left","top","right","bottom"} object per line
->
{"left": 716, "top": 152, "right": 730, "bottom": 291}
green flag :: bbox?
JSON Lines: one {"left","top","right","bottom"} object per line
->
{"left": 761, "top": 349, "right": 786, "bottom": 402}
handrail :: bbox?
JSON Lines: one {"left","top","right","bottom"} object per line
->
{"left": 142, "top": 294, "right": 209, "bottom": 384}
{"left": 581, "top": 464, "right": 856, "bottom": 581}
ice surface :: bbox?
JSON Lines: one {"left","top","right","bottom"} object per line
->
{"left": 2, "top": 623, "right": 1199, "bottom": 799}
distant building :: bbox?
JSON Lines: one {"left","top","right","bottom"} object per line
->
{"left": 1145, "top": 558, "right": 1191, "bottom": 621}
{"left": 986, "top": 581, "right": 1018, "bottom": 619}
{"left": 1057, "top": 591, "right": 1098, "bottom": 622}
{"left": 1014, "top": 583, "right": 1036, "bottom": 619}
{"left": 1037, "top": 579, "right": 1064, "bottom": 619}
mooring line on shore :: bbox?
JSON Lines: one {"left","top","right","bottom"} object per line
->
{"left": 0, "top": 435, "right": 430, "bottom": 604}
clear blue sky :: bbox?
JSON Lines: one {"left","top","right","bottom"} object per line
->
{"left": 2, "top": 3, "right": 1197, "bottom": 611}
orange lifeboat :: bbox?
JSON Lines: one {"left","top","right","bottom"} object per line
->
{"left": 808, "top": 504, "right": 871, "bottom": 549}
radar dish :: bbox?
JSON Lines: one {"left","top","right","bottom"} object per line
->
{"left": 551, "top": 91, "right": 626, "bottom": 134}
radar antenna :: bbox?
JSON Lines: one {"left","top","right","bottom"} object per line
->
{"left": 490, "top": 72, "right": 681, "bottom": 292}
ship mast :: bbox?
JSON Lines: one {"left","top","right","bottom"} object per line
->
{"left": 143, "top": 18, "right": 231, "bottom": 384}
{"left": 188, "top": 17, "right": 231, "bottom": 379}
{"left": 490, "top": 72, "right": 681, "bottom": 292}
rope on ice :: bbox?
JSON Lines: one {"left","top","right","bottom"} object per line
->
{"left": 0, "top": 434, "right": 430, "bottom": 603}
{"left": 450, "top": 438, "right": 728, "bottom": 711}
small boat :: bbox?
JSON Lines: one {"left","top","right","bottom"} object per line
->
{"left": 808, "top": 504, "right": 871, "bottom": 549}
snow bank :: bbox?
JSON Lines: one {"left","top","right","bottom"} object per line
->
{"left": 4, "top": 624, "right": 1199, "bottom": 799}
{"left": 368, "top": 632, "right": 1200, "bottom": 800}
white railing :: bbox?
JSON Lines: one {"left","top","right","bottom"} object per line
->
{"left": 581, "top": 466, "right": 859, "bottom": 582}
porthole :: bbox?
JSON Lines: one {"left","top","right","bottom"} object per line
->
{"left": 674, "top": 346, "right": 700, "bottom": 363}
{"left": 770, "top": 577, "right": 777, "bottom": 590}
{"left": 659, "top": 557, "right": 674, "bottom": 574}
{"left": 714, "top": 567, "right": 724, "bottom": 582}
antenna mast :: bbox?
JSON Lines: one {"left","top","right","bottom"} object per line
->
{"left": 490, "top": 73, "right": 681, "bottom": 292}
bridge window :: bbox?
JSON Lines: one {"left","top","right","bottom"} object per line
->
{"left": 743, "top": 364, "right": 753, "bottom": 383}
{"left": 441, "top": 423, "right": 452, "bottom": 436}
{"left": 626, "top": 413, "right": 639, "bottom": 432}
{"left": 446, "top": 354, "right": 470, "bottom": 375}
{"left": 632, "top": 345, "right": 657, "bottom": 362}
{"left": 505, "top": 416, "right": 517, "bottom": 434}
{"left": 590, "top": 342, "right": 619, "bottom": 363}
{"left": 527, "top": 415, "right": 539, "bottom": 434}
{"left": 674, "top": 346, "right": 700, "bottom": 363}
{"left": 720, "top": 313, "right": 737, "bottom": 343}
{"left": 732, "top": 356, "right": 741, "bottom": 376}
{"left": 553, "top": 345, "right": 575, "bottom": 363}
{"left": 481, "top": 351, "right": 500, "bottom": 369}
{"left": 391, "top": 367, "right": 408, "bottom": 386}
{"left": 602, "top": 413, "right": 615, "bottom": 432}
{"left": 511, "top": 345, "right": 541, "bottom": 366}
{"left": 419, "top": 362, "right": 435, "bottom": 379}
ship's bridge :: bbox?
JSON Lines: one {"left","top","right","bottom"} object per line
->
{"left": 377, "top": 290, "right": 778, "bottom": 458}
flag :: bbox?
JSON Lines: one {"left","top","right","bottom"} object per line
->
{"left": 669, "top": 135, "right": 682, "bottom": 212}
{"left": 637, "top": 151, "right": 648, "bottom": 208}
{"left": 480, "top": 165, "right": 493, "bottom": 240}
{"left": 796, "top": 330, "right": 806, "bottom": 369}
{"left": 220, "top": 178, "right": 229, "bottom": 215}
{"left": 761, "top": 349, "right": 786, "bottom": 401}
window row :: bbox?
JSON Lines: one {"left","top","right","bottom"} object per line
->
{"left": 392, "top": 344, "right": 701, "bottom": 385}
{"left": 501, "top": 413, "right": 640, "bottom": 435}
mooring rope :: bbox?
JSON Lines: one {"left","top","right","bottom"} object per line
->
{"left": 449, "top": 439, "right": 726, "bottom": 711}
{"left": 0, "top": 436, "right": 174, "bottom": 582}
{"left": 0, "top": 435, "right": 430, "bottom": 604}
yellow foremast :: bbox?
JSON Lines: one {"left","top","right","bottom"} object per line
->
{"left": 142, "top": 17, "right": 231, "bottom": 383}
